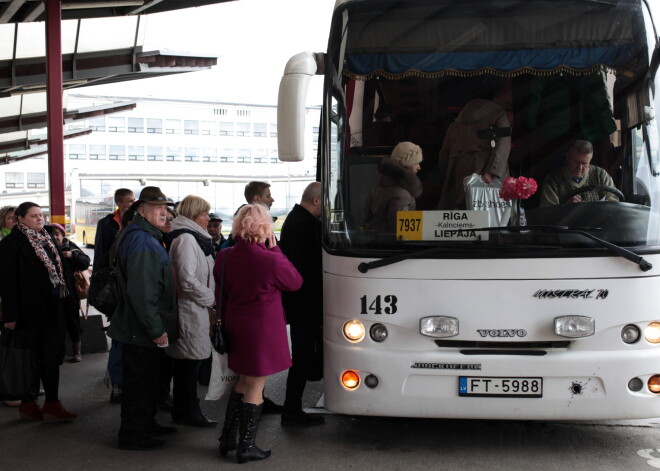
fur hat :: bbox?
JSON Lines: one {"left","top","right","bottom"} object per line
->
{"left": 391, "top": 142, "right": 423, "bottom": 168}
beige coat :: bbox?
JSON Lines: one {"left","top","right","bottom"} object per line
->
{"left": 167, "top": 216, "right": 215, "bottom": 360}
{"left": 437, "top": 99, "right": 511, "bottom": 209}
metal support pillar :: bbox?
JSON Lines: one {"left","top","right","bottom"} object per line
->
{"left": 46, "top": 0, "right": 65, "bottom": 224}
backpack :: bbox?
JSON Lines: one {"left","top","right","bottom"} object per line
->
{"left": 88, "top": 226, "right": 130, "bottom": 318}
{"left": 87, "top": 265, "right": 119, "bottom": 317}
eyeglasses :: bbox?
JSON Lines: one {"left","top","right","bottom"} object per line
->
{"left": 165, "top": 217, "right": 174, "bottom": 223}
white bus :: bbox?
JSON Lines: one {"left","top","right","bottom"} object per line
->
{"left": 278, "top": 0, "right": 660, "bottom": 420}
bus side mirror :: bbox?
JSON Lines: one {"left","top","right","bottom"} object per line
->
{"left": 277, "top": 51, "right": 324, "bottom": 162}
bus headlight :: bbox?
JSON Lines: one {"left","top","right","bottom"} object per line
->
{"left": 621, "top": 324, "right": 641, "bottom": 344}
{"left": 420, "top": 316, "right": 459, "bottom": 338}
{"left": 343, "top": 320, "right": 365, "bottom": 343}
{"left": 554, "top": 316, "right": 595, "bottom": 338}
{"left": 644, "top": 322, "right": 660, "bottom": 344}
{"left": 370, "top": 323, "right": 388, "bottom": 342}
{"left": 341, "top": 370, "right": 360, "bottom": 390}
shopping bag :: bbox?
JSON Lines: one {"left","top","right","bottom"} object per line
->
{"left": 464, "top": 173, "right": 511, "bottom": 226}
{"left": 0, "top": 331, "right": 37, "bottom": 400}
{"left": 205, "top": 351, "right": 239, "bottom": 401}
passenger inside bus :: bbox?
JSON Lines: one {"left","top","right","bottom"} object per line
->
{"left": 434, "top": 98, "right": 511, "bottom": 210}
{"left": 539, "top": 140, "right": 620, "bottom": 207}
{"left": 363, "top": 141, "right": 423, "bottom": 231}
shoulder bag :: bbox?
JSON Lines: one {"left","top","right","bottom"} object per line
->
{"left": 211, "top": 248, "right": 231, "bottom": 355}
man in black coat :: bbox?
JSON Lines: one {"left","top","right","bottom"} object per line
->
{"left": 92, "top": 188, "right": 135, "bottom": 271}
{"left": 279, "top": 182, "right": 324, "bottom": 426}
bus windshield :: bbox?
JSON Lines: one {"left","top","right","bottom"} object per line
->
{"left": 322, "top": 0, "right": 660, "bottom": 257}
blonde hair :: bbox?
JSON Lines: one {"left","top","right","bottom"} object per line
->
{"left": 0, "top": 205, "right": 16, "bottom": 229}
{"left": 177, "top": 195, "right": 211, "bottom": 220}
{"left": 231, "top": 204, "right": 272, "bottom": 244}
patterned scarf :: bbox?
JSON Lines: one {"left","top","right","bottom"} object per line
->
{"left": 16, "top": 222, "right": 68, "bottom": 298}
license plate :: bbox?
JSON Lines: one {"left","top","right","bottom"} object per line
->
{"left": 459, "top": 376, "right": 543, "bottom": 398}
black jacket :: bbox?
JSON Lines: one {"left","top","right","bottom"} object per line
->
{"left": 93, "top": 212, "right": 120, "bottom": 272}
{"left": 279, "top": 204, "right": 322, "bottom": 326}
{"left": 56, "top": 237, "right": 91, "bottom": 318}
{"left": 0, "top": 226, "right": 62, "bottom": 328}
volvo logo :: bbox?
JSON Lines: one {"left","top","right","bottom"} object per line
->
{"left": 477, "top": 329, "right": 527, "bottom": 338}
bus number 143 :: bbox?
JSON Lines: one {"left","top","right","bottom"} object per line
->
{"left": 360, "top": 295, "right": 398, "bottom": 314}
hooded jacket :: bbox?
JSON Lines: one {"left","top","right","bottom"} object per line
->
{"left": 166, "top": 215, "right": 215, "bottom": 360}
{"left": 437, "top": 99, "right": 511, "bottom": 209}
{"left": 107, "top": 214, "right": 177, "bottom": 347}
{"left": 364, "top": 157, "right": 423, "bottom": 231}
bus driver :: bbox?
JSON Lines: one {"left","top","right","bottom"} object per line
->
{"left": 539, "top": 140, "right": 619, "bottom": 206}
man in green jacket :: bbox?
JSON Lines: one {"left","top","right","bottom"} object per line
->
{"left": 108, "top": 186, "right": 178, "bottom": 451}
{"left": 540, "top": 140, "right": 619, "bottom": 207}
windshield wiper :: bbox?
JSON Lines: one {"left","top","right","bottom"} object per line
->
{"left": 357, "top": 225, "right": 652, "bottom": 273}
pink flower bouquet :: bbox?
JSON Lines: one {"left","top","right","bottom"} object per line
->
{"left": 499, "top": 176, "right": 538, "bottom": 202}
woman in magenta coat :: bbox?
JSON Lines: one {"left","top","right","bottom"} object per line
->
{"left": 215, "top": 203, "right": 302, "bottom": 464}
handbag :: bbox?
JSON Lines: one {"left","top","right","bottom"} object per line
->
{"left": 205, "top": 350, "right": 239, "bottom": 401}
{"left": 211, "top": 248, "right": 231, "bottom": 355}
{"left": 74, "top": 267, "right": 92, "bottom": 300}
{"left": 88, "top": 265, "right": 120, "bottom": 317}
{"left": 0, "top": 330, "right": 37, "bottom": 400}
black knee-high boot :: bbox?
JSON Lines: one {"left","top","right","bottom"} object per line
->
{"left": 236, "top": 401, "right": 271, "bottom": 464}
{"left": 218, "top": 390, "right": 243, "bottom": 456}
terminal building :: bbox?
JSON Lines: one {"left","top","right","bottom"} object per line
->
{"left": 0, "top": 94, "right": 321, "bottom": 233}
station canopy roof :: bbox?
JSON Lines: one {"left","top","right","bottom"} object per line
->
{"left": 0, "top": 0, "right": 234, "bottom": 163}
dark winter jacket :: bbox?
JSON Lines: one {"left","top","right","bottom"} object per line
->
{"left": 93, "top": 211, "right": 120, "bottom": 272}
{"left": 0, "top": 226, "right": 63, "bottom": 328}
{"left": 56, "top": 237, "right": 91, "bottom": 318}
{"left": 107, "top": 215, "right": 177, "bottom": 347}
{"left": 364, "top": 157, "right": 423, "bottom": 231}
{"left": 280, "top": 204, "right": 323, "bottom": 326}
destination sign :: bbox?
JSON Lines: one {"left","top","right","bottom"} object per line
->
{"left": 396, "top": 210, "right": 489, "bottom": 241}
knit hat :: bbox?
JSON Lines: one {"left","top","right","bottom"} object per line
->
{"left": 391, "top": 142, "right": 423, "bottom": 168}
{"left": 50, "top": 223, "right": 66, "bottom": 236}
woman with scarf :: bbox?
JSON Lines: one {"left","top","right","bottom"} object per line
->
{"left": 165, "top": 195, "right": 218, "bottom": 427}
{"left": 0, "top": 202, "right": 76, "bottom": 421}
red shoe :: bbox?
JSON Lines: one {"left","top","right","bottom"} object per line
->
{"left": 18, "top": 400, "right": 43, "bottom": 421}
{"left": 42, "top": 400, "right": 76, "bottom": 422}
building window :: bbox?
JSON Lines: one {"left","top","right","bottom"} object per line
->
{"left": 165, "top": 119, "right": 181, "bottom": 134}
{"left": 236, "top": 122, "right": 250, "bottom": 137}
{"left": 237, "top": 148, "right": 251, "bottom": 163}
{"left": 214, "top": 108, "right": 227, "bottom": 116}
{"left": 68, "top": 143, "right": 86, "bottom": 159}
{"left": 27, "top": 172, "right": 45, "bottom": 189}
{"left": 89, "top": 144, "right": 106, "bottom": 160}
{"left": 109, "top": 145, "right": 126, "bottom": 160}
{"left": 219, "top": 148, "right": 234, "bottom": 163}
{"left": 89, "top": 117, "right": 105, "bottom": 132}
{"left": 219, "top": 122, "right": 234, "bottom": 136}
{"left": 201, "top": 121, "right": 217, "bottom": 136}
{"left": 128, "top": 117, "right": 144, "bottom": 133}
{"left": 166, "top": 147, "right": 182, "bottom": 162}
{"left": 5, "top": 172, "right": 23, "bottom": 188}
{"left": 202, "top": 147, "right": 217, "bottom": 162}
{"left": 128, "top": 146, "right": 145, "bottom": 161}
{"left": 108, "top": 117, "right": 125, "bottom": 133}
{"left": 184, "top": 147, "right": 199, "bottom": 162}
{"left": 147, "top": 146, "right": 163, "bottom": 161}
{"left": 184, "top": 120, "right": 199, "bottom": 135}
{"left": 237, "top": 109, "right": 250, "bottom": 117}
{"left": 269, "top": 123, "right": 277, "bottom": 138}
{"left": 147, "top": 118, "right": 163, "bottom": 134}
{"left": 254, "top": 123, "right": 267, "bottom": 137}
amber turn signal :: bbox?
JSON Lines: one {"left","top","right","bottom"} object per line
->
{"left": 341, "top": 370, "right": 360, "bottom": 390}
{"left": 648, "top": 375, "right": 660, "bottom": 393}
